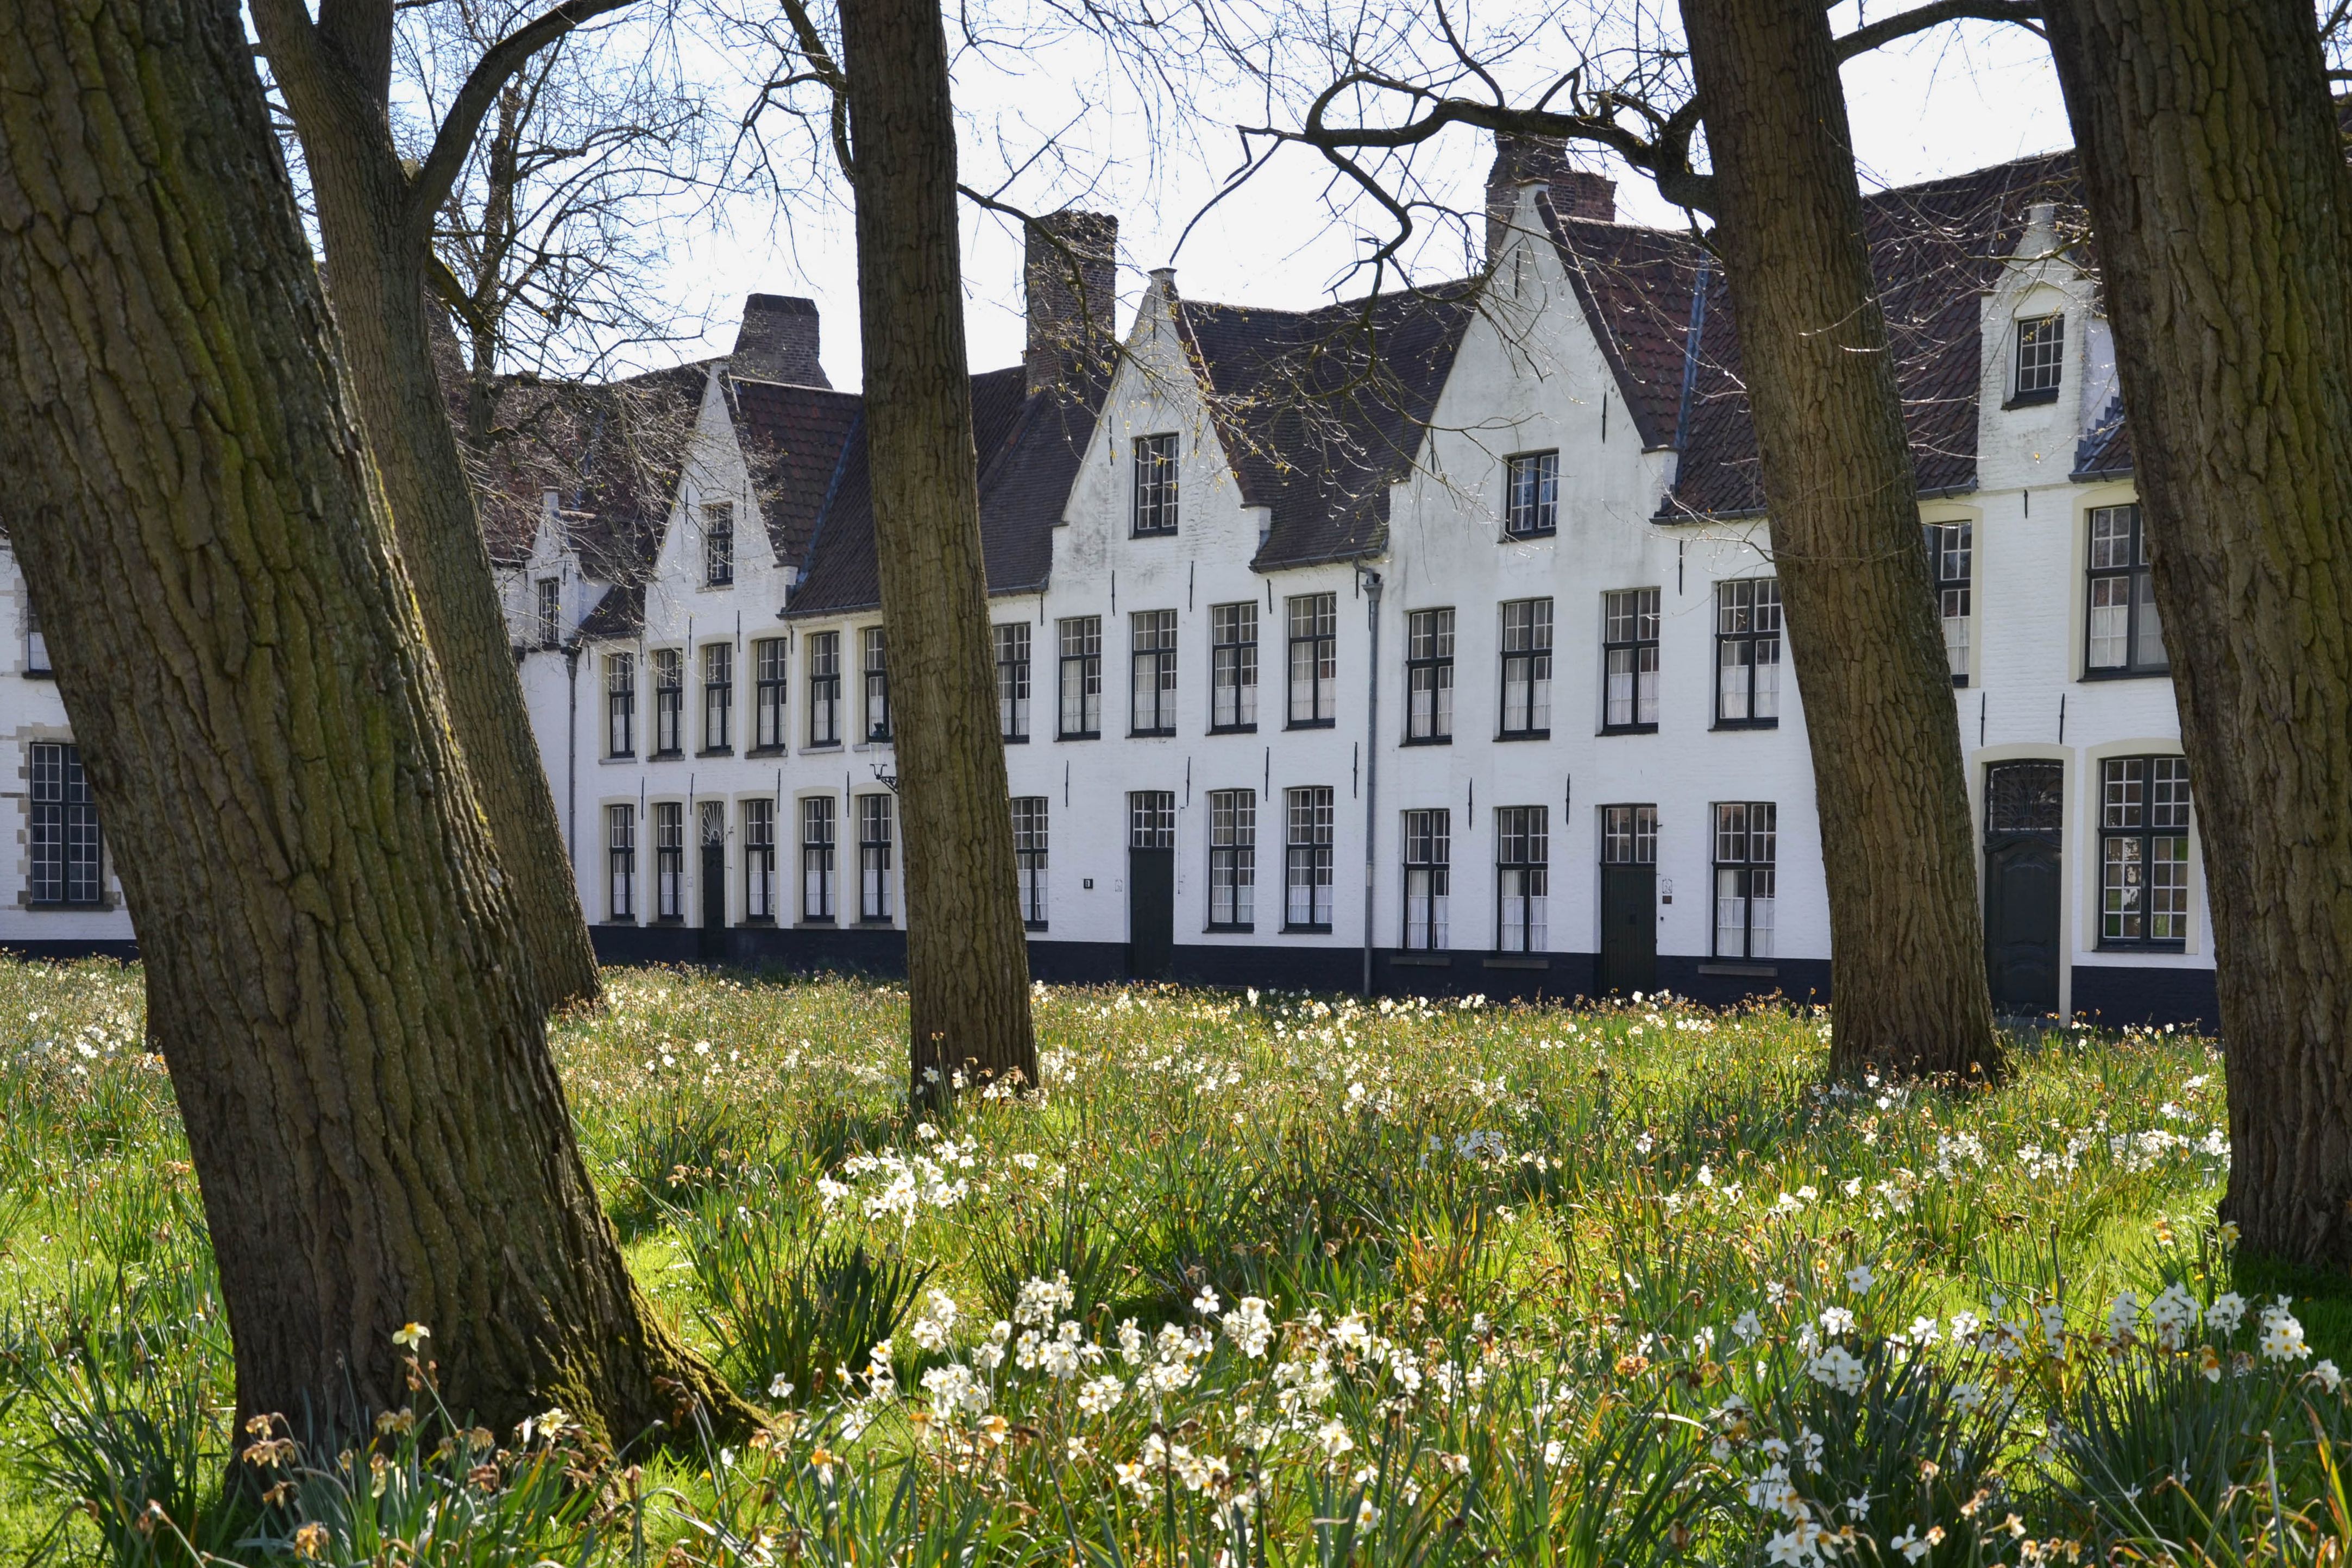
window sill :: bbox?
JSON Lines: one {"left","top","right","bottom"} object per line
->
{"left": 740, "top": 917, "right": 776, "bottom": 927}
{"left": 2095, "top": 942, "right": 2189, "bottom": 955}
{"left": 2079, "top": 666, "right": 2171, "bottom": 682}
{"left": 802, "top": 741, "right": 843, "bottom": 753}
{"left": 652, "top": 917, "right": 685, "bottom": 927}
{"left": 1401, "top": 734, "right": 1452, "bottom": 747}
{"left": 650, "top": 749, "right": 684, "bottom": 761}
{"left": 1207, "top": 723, "right": 1259, "bottom": 736}
{"left": 747, "top": 745, "right": 788, "bottom": 759}
{"left": 2002, "top": 388, "right": 2060, "bottom": 409}
{"left": 1391, "top": 952, "right": 1451, "bottom": 967}
{"left": 1057, "top": 732, "right": 1102, "bottom": 743}
{"left": 1283, "top": 924, "right": 1334, "bottom": 935}
{"left": 796, "top": 918, "right": 838, "bottom": 928}
{"left": 1501, "top": 529, "right": 1557, "bottom": 543}
{"left": 1003, "top": 734, "right": 1029, "bottom": 745}
{"left": 1599, "top": 724, "right": 1659, "bottom": 738}
{"left": 856, "top": 918, "right": 897, "bottom": 928}
{"left": 1024, "top": 921, "right": 1048, "bottom": 932}
{"left": 1495, "top": 730, "right": 1551, "bottom": 743}
{"left": 1285, "top": 720, "right": 1337, "bottom": 732}
{"left": 1711, "top": 720, "right": 1780, "bottom": 732}
{"left": 861, "top": 735, "right": 894, "bottom": 747}
{"left": 1951, "top": 676, "right": 1970, "bottom": 690}
{"left": 603, "top": 752, "right": 637, "bottom": 763}
{"left": 1483, "top": 955, "right": 1550, "bottom": 971}
{"left": 22, "top": 669, "right": 52, "bottom": 681}
{"left": 1205, "top": 923, "right": 1254, "bottom": 935}
{"left": 697, "top": 747, "right": 734, "bottom": 759}
{"left": 27, "top": 902, "right": 110, "bottom": 914}
{"left": 600, "top": 918, "right": 640, "bottom": 927}
{"left": 1130, "top": 528, "right": 1179, "bottom": 540}
{"left": 1698, "top": 961, "right": 1777, "bottom": 978}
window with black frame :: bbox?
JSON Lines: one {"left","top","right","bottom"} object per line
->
{"left": 1602, "top": 803, "right": 1658, "bottom": 867}
{"left": 1207, "top": 789, "right": 1255, "bottom": 931}
{"left": 702, "top": 643, "right": 733, "bottom": 752}
{"left": 2100, "top": 755, "right": 2192, "bottom": 948}
{"left": 1712, "top": 802, "right": 1777, "bottom": 959}
{"left": 606, "top": 804, "right": 636, "bottom": 921}
{"left": 2013, "top": 314, "right": 2064, "bottom": 402}
{"left": 744, "top": 798, "right": 776, "bottom": 921}
{"left": 1133, "top": 433, "right": 1179, "bottom": 535}
{"left": 859, "top": 794, "right": 894, "bottom": 921}
{"left": 1013, "top": 796, "right": 1048, "bottom": 928}
{"left": 1129, "top": 790, "right": 1175, "bottom": 849}
{"left": 1403, "top": 808, "right": 1450, "bottom": 949}
{"left": 801, "top": 796, "right": 836, "bottom": 920}
{"left": 806, "top": 631, "right": 841, "bottom": 746}
{"left": 28, "top": 742, "right": 100, "bottom": 907}
{"left": 2085, "top": 503, "right": 2167, "bottom": 676}
{"left": 653, "top": 802, "right": 684, "bottom": 921}
{"left": 1130, "top": 610, "right": 1177, "bottom": 735}
{"left": 605, "top": 652, "right": 635, "bottom": 758}
{"left": 1210, "top": 602, "right": 1257, "bottom": 731}
{"left": 651, "top": 650, "right": 683, "bottom": 755}
{"left": 1499, "top": 597, "right": 1552, "bottom": 739}
{"left": 861, "top": 627, "right": 891, "bottom": 741}
{"left": 1494, "top": 805, "right": 1546, "bottom": 952}
{"left": 996, "top": 623, "right": 1031, "bottom": 741}
{"left": 537, "top": 577, "right": 561, "bottom": 646}
{"left": 1286, "top": 595, "right": 1336, "bottom": 728}
{"left": 1504, "top": 451, "right": 1558, "bottom": 538}
{"left": 1923, "top": 522, "right": 1972, "bottom": 685}
{"left": 1058, "top": 616, "right": 1102, "bottom": 738}
{"left": 702, "top": 501, "right": 734, "bottom": 585}
{"left": 1284, "top": 786, "right": 1334, "bottom": 930}
{"left": 752, "top": 639, "right": 787, "bottom": 750}
{"left": 1405, "top": 609, "right": 1453, "bottom": 743}
{"left": 1602, "top": 589, "right": 1659, "bottom": 732}
{"left": 1714, "top": 580, "right": 1782, "bottom": 727}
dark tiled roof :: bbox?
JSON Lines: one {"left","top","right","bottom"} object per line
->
{"left": 576, "top": 581, "right": 644, "bottom": 642}
{"left": 787, "top": 362, "right": 1109, "bottom": 617}
{"left": 726, "top": 377, "right": 863, "bottom": 567}
{"left": 2073, "top": 393, "right": 2133, "bottom": 478}
{"left": 1174, "top": 286, "right": 1477, "bottom": 569}
{"left": 1540, "top": 152, "right": 2085, "bottom": 518}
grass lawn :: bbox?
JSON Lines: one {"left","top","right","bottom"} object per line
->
{"left": 3, "top": 956, "right": 2347, "bottom": 1565}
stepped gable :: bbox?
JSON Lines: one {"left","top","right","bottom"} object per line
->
{"left": 2073, "top": 393, "right": 2133, "bottom": 480}
{"left": 1537, "top": 152, "right": 2084, "bottom": 519}
{"left": 787, "top": 358, "right": 1110, "bottom": 616}
{"left": 726, "top": 376, "right": 863, "bottom": 570}
{"left": 1174, "top": 284, "right": 1477, "bottom": 570}
{"left": 467, "top": 362, "right": 712, "bottom": 576}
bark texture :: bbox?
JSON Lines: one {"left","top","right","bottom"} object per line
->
{"left": 838, "top": 0, "right": 1039, "bottom": 1097}
{"left": 249, "top": 0, "right": 603, "bottom": 1012}
{"left": 2046, "top": 0, "right": 2352, "bottom": 1263}
{"left": 1680, "top": 0, "right": 2002, "bottom": 1079}
{"left": 0, "top": 0, "right": 750, "bottom": 1446}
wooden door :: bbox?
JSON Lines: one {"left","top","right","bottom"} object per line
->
{"left": 1982, "top": 762, "right": 2062, "bottom": 1016}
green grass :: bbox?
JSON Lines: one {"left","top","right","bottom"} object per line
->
{"left": 3, "top": 958, "right": 2348, "bottom": 1565}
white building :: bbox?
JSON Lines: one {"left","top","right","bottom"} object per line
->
{"left": 0, "top": 142, "right": 2217, "bottom": 1026}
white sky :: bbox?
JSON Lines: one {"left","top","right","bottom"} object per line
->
{"left": 645, "top": 9, "right": 2070, "bottom": 390}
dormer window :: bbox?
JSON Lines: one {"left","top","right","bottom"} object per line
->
{"left": 2013, "top": 314, "right": 2064, "bottom": 403}
{"left": 536, "top": 577, "right": 560, "bottom": 646}
{"left": 1132, "top": 434, "right": 1178, "bottom": 536}
{"left": 702, "top": 501, "right": 734, "bottom": 587}
{"left": 1504, "top": 451, "right": 1558, "bottom": 538}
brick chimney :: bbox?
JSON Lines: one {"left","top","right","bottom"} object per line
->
{"left": 730, "top": 294, "right": 829, "bottom": 387}
{"left": 1025, "top": 210, "right": 1118, "bottom": 399}
{"left": 1486, "top": 134, "right": 1615, "bottom": 259}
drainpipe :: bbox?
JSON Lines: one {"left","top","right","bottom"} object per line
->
{"left": 1357, "top": 564, "right": 1383, "bottom": 997}
{"left": 564, "top": 644, "right": 581, "bottom": 872}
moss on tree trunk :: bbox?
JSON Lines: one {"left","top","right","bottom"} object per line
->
{"left": 2046, "top": 0, "right": 2352, "bottom": 1264}
{"left": 838, "top": 0, "right": 1040, "bottom": 1098}
{"left": 0, "top": 0, "right": 752, "bottom": 1449}
{"left": 1681, "top": 0, "right": 2002, "bottom": 1080}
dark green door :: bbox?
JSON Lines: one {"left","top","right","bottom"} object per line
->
{"left": 1597, "top": 804, "right": 1658, "bottom": 996}
{"left": 699, "top": 802, "right": 727, "bottom": 962}
{"left": 1127, "top": 848, "right": 1174, "bottom": 980}
{"left": 1598, "top": 864, "right": 1656, "bottom": 995}
{"left": 1983, "top": 762, "right": 2062, "bottom": 1016}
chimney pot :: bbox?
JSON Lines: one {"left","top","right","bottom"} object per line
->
{"left": 1486, "top": 134, "right": 1614, "bottom": 261}
{"left": 730, "top": 294, "right": 829, "bottom": 387}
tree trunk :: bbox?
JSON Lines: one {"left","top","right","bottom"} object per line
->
{"left": 1679, "top": 0, "right": 2002, "bottom": 1079}
{"left": 2045, "top": 0, "right": 2352, "bottom": 1263}
{"left": 0, "top": 0, "right": 750, "bottom": 1447}
{"left": 838, "top": 0, "right": 1039, "bottom": 1098}
{"left": 250, "top": 0, "right": 602, "bottom": 1013}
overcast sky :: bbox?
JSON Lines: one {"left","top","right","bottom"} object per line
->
{"left": 646, "top": 7, "right": 2070, "bottom": 390}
